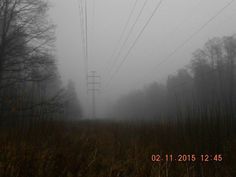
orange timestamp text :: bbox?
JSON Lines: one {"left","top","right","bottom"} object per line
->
{"left": 151, "top": 154, "right": 223, "bottom": 162}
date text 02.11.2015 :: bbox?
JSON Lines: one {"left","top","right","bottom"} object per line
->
{"left": 151, "top": 154, "right": 223, "bottom": 162}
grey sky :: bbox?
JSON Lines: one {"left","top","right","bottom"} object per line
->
{"left": 49, "top": 0, "right": 236, "bottom": 118}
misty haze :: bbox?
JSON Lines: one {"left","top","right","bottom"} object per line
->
{"left": 0, "top": 0, "right": 236, "bottom": 176}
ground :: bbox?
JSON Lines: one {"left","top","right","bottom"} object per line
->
{"left": 0, "top": 120, "right": 235, "bottom": 177}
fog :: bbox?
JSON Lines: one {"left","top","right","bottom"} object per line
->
{"left": 49, "top": 0, "right": 236, "bottom": 118}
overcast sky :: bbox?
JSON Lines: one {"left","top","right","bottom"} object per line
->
{"left": 49, "top": 0, "right": 236, "bottom": 118}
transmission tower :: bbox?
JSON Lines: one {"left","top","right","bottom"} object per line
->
{"left": 87, "top": 71, "right": 101, "bottom": 118}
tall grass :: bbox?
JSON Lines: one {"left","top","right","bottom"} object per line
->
{"left": 0, "top": 119, "right": 235, "bottom": 177}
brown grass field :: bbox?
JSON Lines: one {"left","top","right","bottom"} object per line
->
{"left": 0, "top": 119, "right": 235, "bottom": 177}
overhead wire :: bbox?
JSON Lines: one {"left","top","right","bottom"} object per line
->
{"left": 76, "top": 0, "right": 90, "bottom": 98}
{"left": 77, "top": 0, "right": 87, "bottom": 80}
{"left": 106, "top": 0, "right": 149, "bottom": 77}
{"left": 84, "top": 0, "right": 89, "bottom": 75}
{"left": 152, "top": 0, "right": 235, "bottom": 71}
{"left": 106, "top": 0, "right": 163, "bottom": 87}
{"left": 103, "top": 0, "right": 139, "bottom": 76}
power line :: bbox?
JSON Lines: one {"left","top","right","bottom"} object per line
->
{"left": 106, "top": 0, "right": 163, "bottom": 87}
{"left": 164, "top": 0, "right": 202, "bottom": 44}
{"left": 103, "top": 0, "right": 139, "bottom": 76}
{"left": 91, "top": 0, "right": 95, "bottom": 66}
{"left": 106, "top": 0, "right": 149, "bottom": 77}
{"left": 153, "top": 0, "right": 235, "bottom": 71}
{"left": 92, "top": 0, "right": 95, "bottom": 31}
{"left": 77, "top": 0, "right": 85, "bottom": 57}
{"left": 84, "top": 0, "right": 89, "bottom": 74}
{"left": 77, "top": 0, "right": 88, "bottom": 83}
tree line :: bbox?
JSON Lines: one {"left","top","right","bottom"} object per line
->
{"left": 112, "top": 35, "right": 236, "bottom": 137}
{"left": 0, "top": 0, "right": 82, "bottom": 128}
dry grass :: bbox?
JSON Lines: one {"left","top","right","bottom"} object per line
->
{"left": 0, "top": 119, "right": 235, "bottom": 177}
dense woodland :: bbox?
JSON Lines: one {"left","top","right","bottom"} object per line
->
{"left": 0, "top": 0, "right": 82, "bottom": 127}
{"left": 113, "top": 36, "right": 236, "bottom": 130}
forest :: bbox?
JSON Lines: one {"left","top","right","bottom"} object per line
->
{"left": 0, "top": 0, "right": 235, "bottom": 177}
{"left": 113, "top": 35, "right": 236, "bottom": 134}
{"left": 0, "top": 0, "right": 82, "bottom": 126}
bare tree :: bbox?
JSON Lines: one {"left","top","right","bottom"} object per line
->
{"left": 0, "top": 0, "right": 79, "bottom": 125}
{"left": 0, "top": 0, "right": 55, "bottom": 88}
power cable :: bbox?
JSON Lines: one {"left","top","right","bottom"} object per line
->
{"left": 103, "top": 0, "right": 139, "bottom": 76}
{"left": 106, "top": 0, "right": 163, "bottom": 87}
{"left": 153, "top": 0, "right": 235, "bottom": 71}
{"left": 106, "top": 0, "right": 149, "bottom": 77}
